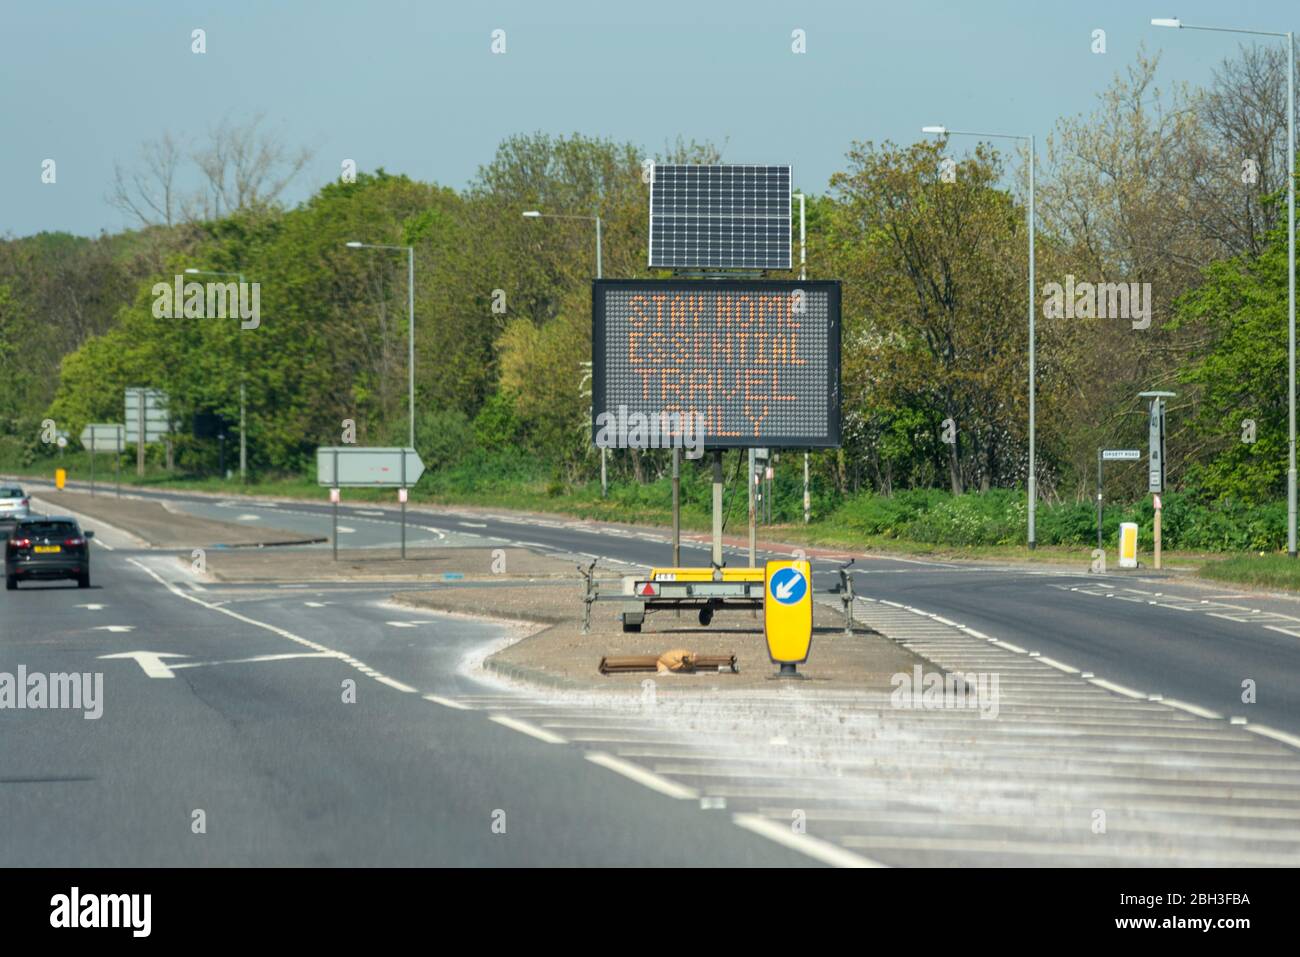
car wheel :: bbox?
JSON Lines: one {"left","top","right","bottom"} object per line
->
{"left": 77, "top": 571, "right": 90, "bottom": 589}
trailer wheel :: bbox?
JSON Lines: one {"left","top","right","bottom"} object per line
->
{"left": 698, "top": 607, "right": 713, "bottom": 627}
{"left": 622, "top": 620, "right": 642, "bottom": 633}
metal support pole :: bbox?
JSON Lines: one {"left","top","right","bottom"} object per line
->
{"left": 711, "top": 450, "right": 723, "bottom": 569}
{"left": 408, "top": 245, "right": 416, "bottom": 451}
{"left": 804, "top": 453, "right": 811, "bottom": 524}
{"left": 671, "top": 448, "right": 681, "bottom": 567}
{"left": 115, "top": 444, "right": 120, "bottom": 498}
{"left": 1096, "top": 449, "right": 1103, "bottom": 552}
{"left": 1288, "top": 31, "right": 1297, "bottom": 557}
{"left": 239, "top": 382, "right": 247, "bottom": 483}
{"left": 601, "top": 448, "right": 607, "bottom": 499}
{"left": 800, "top": 194, "right": 811, "bottom": 527}
{"left": 748, "top": 449, "right": 756, "bottom": 567}
{"left": 400, "top": 451, "right": 407, "bottom": 561}
{"left": 332, "top": 449, "right": 339, "bottom": 563}
{"left": 90, "top": 436, "right": 95, "bottom": 497}
{"left": 136, "top": 392, "right": 145, "bottom": 477}
{"left": 1028, "top": 134, "right": 1037, "bottom": 550}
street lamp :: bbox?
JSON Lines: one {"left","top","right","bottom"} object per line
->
{"left": 524, "top": 209, "right": 607, "bottom": 495}
{"left": 344, "top": 242, "right": 417, "bottom": 450}
{"left": 923, "top": 125, "right": 1038, "bottom": 548}
{"left": 1151, "top": 16, "right": 1297, "bottom": 555}
{"left": 186, "top": 267, "right": 250, "bottom": 483}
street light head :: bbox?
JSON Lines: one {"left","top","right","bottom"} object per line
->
{"left": 921, "top": 125, "right": 947, "bottom": 134}
{"left": 1150, "top": 18, "right": 1182, "bottom": 28}
{"left": 345, "top": 241, "right": 364, "bottom": 248}
{"left": 522, "top": 210, "right": 541, "bottom": 218}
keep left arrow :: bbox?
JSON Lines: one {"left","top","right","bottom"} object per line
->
{"left": 97, "top": 652, "right": 190, "bottom": 678}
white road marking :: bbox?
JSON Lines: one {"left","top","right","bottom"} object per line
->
{"left": 1086, "top": 678, "right": 1150, "bottom": 700}
{"left": 1246, "top": 724, "right": 1300, "bottom": 751}
{"left": 1162, "top": 698, "right": 1223, "bottom": 720}
{"left": 490, "top": 715, "right": 568, "bottom": 744}
{"left": 98, "top": 651, "right": 188, "bottom": 678}
{"left": 355, "top": 510, "right": 385, "bottom": 516}
{"left": 423, "top": 694, "right": 473, "bottom": 710}
{"left": 236, "top": 514, "right": 261, "bottom": 521}
{"left": 458, "top": 521, "right": 487, "bottom": 528}
{"left": 304, "top": 601, "right": 329, "bottom": 607}
{"left": 92, "top": 625, "right": 134, "bottom": 633}
{"left": 76, "top": 603, "right": 105, "bottom": 611}
{"left": 374, "top": 676, "right": 418, "bottom": 693}
{"left": 386, "top": 620, "right": 435, "bottom": 628}
{"left": 335, "top": 526, "right": 355, "bottom": 534}
{"left": 585, "top": 751, "right": 699, "bottom": 799}
{"left": 171, "top": 651, "right": 339, "bottom": 669}
{"left": 127, "top": 558, "right": 419, "bottom": 695}
{"left": 732, "top": 813, "right": 886, "bottom": 868}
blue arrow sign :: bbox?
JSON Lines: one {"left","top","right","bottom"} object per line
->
{"left": 769, "top": 567, "right": 808, "bottom": 605}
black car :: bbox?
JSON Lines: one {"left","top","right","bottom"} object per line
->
{"left": 5, "top": 516, "right": 94, "bottom": 589}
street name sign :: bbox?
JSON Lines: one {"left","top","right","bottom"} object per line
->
{"left": 1102, "top": 449, "right": 1141, "bottom": 461}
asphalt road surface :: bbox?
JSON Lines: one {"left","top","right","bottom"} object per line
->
{"left": 5, "top": 477, "right": 1300, "bottom": 866}
{"left": 48, "top": 477, "right": 1298, "bottom": 736}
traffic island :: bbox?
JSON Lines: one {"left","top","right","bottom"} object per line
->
{"left": 392, "top": 580, "right": 928, "bottom": 692}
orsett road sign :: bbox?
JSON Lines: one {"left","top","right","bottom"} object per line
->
{"left": 592, "top": 279, "right": 842, "bottom": 449}
{"left": 80, "top": 424, "right": 124, "bottom": 453}
{"left": 1102, "top": 449, "right": 1141, "bottom": 461}
{"left": 315, "top": 447, "right": 424, "bottom": 487}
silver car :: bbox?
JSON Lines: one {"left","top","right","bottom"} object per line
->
{"left": 0, "top": 486, "right": 32, "bottom": 523}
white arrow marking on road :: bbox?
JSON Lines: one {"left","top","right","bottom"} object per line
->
{"left": 304, "top": 601, "right": 331, "bottom": 607}
{"left": 98, "top": 651, "right": 189, "bottom": 678}
{"left": 170, "top": 651, "right": 340, "bottom": 669}
{"left": 76, "top": 603, "right": 105, "bottom": 610}
{"left": 92, "top": 625, "right": 135, "bottom": 633}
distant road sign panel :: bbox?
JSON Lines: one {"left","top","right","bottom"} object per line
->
{"left": 124, "top": 388, "right": 171, "bottom": 443}
{"left": 316, "top": 447, "right": 424, "bottom": 487}
{"left": 592, "top": 279, "right": 841, "bottom": 449}
{"left": 80, "top": 424, "right": 124, "bottom": 453}
{"left": 649, "top": 164, "right": 791, "bottom": 271}
{"left": 1102, "top": 449, "right": 1141, "bottom": 461}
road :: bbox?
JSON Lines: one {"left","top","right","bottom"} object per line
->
{"left": 5, "top": 476, "right": 1300, "bottom": 866}
{"left": 50, "top": 477, "right": 1300, "bottom": 737}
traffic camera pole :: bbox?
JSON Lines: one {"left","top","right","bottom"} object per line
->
{"left": 748, "top": 449, "right": 756, "bottom": 567}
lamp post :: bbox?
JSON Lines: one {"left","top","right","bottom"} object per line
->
{"left": 524, "top": 209, "right": 607, "bottom": 496}
{"left": 344, "top": 242, "right": 416, "bottom": 450}
{"left": 185, "top": 267, "right": 249, "bottom": 483}
{"left": 1151, "top": 16, "right": 1296, "bottom": 556}
{"left": 923, "top": 125, "right": 1037, "bottom": 548}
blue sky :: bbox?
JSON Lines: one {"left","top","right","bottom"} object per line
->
{"left": 1, "top": 0, "right": 1294, "bottom": 237}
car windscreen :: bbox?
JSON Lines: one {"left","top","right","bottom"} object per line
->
{"left": 18, "top": 522, "right": 77, "bottom": 538}
{"left": 0, "top": 488, "right": 24, "bottom": 498}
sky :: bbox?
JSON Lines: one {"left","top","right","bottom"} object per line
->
{"left": 1, "top": 0, "right": 1294, "bottom": 238}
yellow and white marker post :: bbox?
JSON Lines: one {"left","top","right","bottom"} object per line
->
{"left": 55, "top": 468, "right": 66, "bottom": 491}
{"left": 764, "top": 559, "right": 813, "bottom": 677}
{"left": 1118, "top": 522, "right": 1138, "bottom": 569}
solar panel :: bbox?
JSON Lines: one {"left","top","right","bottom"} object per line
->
{"left": 649, "top": 164, "right": 792, "bottom": 271}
